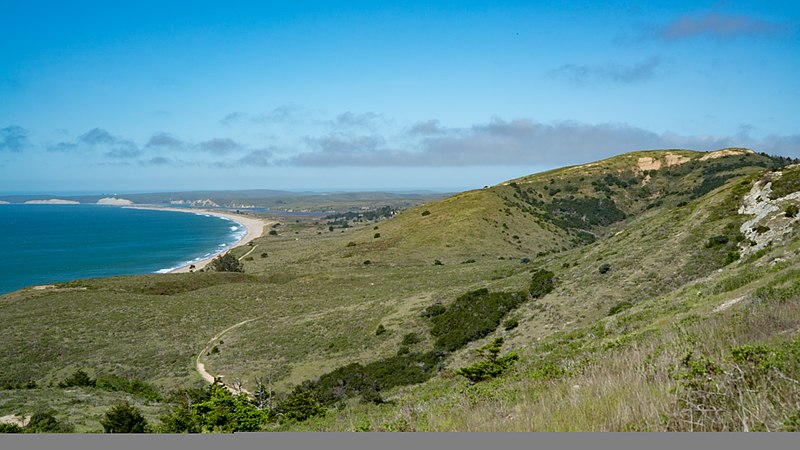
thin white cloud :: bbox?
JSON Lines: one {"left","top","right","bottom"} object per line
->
{"left": 0, "top": 125, "right": 27, "bottom": 152}
{"left": 549, "top": 57, "right": 662, "bottom": 85}
{"left": 658, "top": 12, "right": 791, "bottom": 40}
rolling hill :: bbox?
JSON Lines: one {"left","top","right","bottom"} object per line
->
{"left": 1, "top": 148, "right": 799, "bottom": 432}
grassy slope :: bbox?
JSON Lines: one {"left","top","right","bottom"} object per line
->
{"left": 1, "top": 148, "right": 796, "bottom": 432}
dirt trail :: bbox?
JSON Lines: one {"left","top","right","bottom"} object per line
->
{"left": 238, "top": 244, "right": 259, "bottom": 261}
{"left": 196, "top": 316, "right": 263, "bottom": 395}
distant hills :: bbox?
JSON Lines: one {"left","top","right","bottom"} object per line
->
{"left": 0, "top": 189, "right": 450, "bottom": 213}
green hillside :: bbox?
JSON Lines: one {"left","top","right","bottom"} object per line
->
{"left": 2, "top": 148, "right": 799, "bottom": 432}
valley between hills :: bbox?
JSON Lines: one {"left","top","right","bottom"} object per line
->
{"left": 2, "top": 147, "right": 800, "bottom": 432}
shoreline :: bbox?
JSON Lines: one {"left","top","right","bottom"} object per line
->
{"left": 125, "top": 206, "right": 268, "bottom": 273}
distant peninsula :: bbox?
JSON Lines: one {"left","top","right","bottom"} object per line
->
{"left": 23, "top": 199, "right": 80, "bottom": 205}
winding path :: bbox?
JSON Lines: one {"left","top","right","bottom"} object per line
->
{"left": 196, "top": 316, "right": 263, "bottom": 395}
{"left": 238, "top": 244, "right": 260, "bottom": 261}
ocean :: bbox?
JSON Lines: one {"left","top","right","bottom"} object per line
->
{"left": 0, "top": 204, "right": 245, "bottom": 295}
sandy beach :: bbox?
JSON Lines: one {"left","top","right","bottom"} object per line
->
{"left": 126, "top": 206, "right": 268, "bottom": 273}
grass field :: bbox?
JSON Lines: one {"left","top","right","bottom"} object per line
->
{"left": 2, "top": 148, "right": 799, "bottom": 432}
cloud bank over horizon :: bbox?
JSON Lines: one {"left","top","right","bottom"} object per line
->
{"left": 5, "top": 113, "right": 798, "bottom": 173}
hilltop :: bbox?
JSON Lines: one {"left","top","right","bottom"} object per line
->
{"left": 1, "top": 148, "right": 799, "bottom": 432}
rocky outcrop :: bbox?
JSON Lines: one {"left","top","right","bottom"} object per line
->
{"left": 738, "top": 171, "right": 800, "bottom": 257}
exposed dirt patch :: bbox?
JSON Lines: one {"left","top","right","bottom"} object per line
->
{"left": 699, "top": 148, "right": 754, "bottom": 161}
{"left": 665, "top": 154, "right": 691, "bottom": 167}
{"left": 0, "top": 414, "right": 30, "bottom": 427}
{"left": 637, "top": 157, "right": 661, "bottom": 172}
{"left": 713, "top": 296, "right": 746, "bottom": 313}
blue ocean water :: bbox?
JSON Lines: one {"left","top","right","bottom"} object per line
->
{"left": 0, "top": 205, "right": 245, "bottom": 294}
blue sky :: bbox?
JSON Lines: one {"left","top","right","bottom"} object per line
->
{"left": 1, "top": 0, "right": 798, "bottom": 192}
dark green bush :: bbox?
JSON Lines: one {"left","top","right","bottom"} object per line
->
{"left": 276, "top": 389, "right": 327, "bottom": 423}
{"left": 503, "top": 318, "right": 519, "bottom": 331}
{"left": 294, "top": 351, "right": 441, "bottom": 407}
{"left": 752, "top": 225, "right": 770, "bottom": 234}
{"left": 785, "top": 204, "right": 799, "bottom": 218}
{"left": 100, "top": 402, "right": 149, "bottom": 433}
{"left": 598, "top": 263, "right": 611, "bottom": 274}
{"left": 421, "top": 304, "right": 446, "bottom": 318}
{"left": 59, "top": 369, "right": 95, "bottom": 388}
{"left": 724, "top": 251, "right": 740, "bottom": 265}
{"left": 193, "top": 386, "right": 268, "bottom": 432}
{"left": 547, "top": 197, "right": 626, "bottom": 230}
{"left": 429, "top": 289, "right": 526, "bottom": 352}
{"left": 421, "top": 210, "right": 431, "bottom": 216}
{"left": 95, "top": 374, "right": 163, "bottom": 402}
{"left": 375, "top": 324, "right": 387, "bottom": 335}
{"left": 529, "top": 269, "right": 555, "bottom": 298}
{"left": 210, "top": 253, "right": 244, "bottom": 273}
{"left": 401, "top": 332, "right": 422, "bottom": 346}
{"left": 268, "top": 229, "right": 278, "bottom": 236}
{"left": 456, "top": 338, "right": 519, "bottom": 382}
{"left": 0, "top": 423, "right": 23, "bottom": 433}
{"left": 608, "top": 301, "right": 633, "bottom": 315}
{"left": 26, "top": 410, "right": 74, "bottom": 433}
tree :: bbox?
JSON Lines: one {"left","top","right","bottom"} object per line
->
{"left": 26, "top": 410, "right": 73, "bottom": 433}
{"left": 100, "top": 402, "right": 149, "bottom": 433}
{"left": 59, "top": 369, "right": 95, "bottom": 388}
{"left": 456, "top": 337, "right": 519, "bottom": 383}
{"left": 210, "top": 253, "right": 244, "bottom": 273}
{"left": 193, "top": 385, "right": 268, "bottom": 432}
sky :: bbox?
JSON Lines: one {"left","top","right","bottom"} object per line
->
{"left": 1, "top": 0, "right": 799, "bottom": 193}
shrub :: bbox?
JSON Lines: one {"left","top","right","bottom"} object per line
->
{"left": 268, "top": 229, "right": 278, "bottom": 236}
{"left": 529, "top": 269, "right": 555, "bottom": 298}
{"left": 421, "top": 304, "right": 446, "bottom": 318}
{"left": 346, "top": 241, "right": 356, "bottom": 247}
{"left": 705, "top": 235, "right": 729, "bottom": 248}
{"left": 261, "top": 252, "right": 268, "bottom": 258}
{"left": 752, "top": 225, "right": 770, "bottom": 234}
{"left": 785, "top": 204, "right": 799, "bottom": 218}
{"left": 26, "top": 410, "right": 73, "bottom": 433}
{"left": 374, "top": 233, "right": 381, "bottom": 238}
{"left": 456, "top": 338, "right": 519, "bottom": 383}
{"left": 95, "top": 374, "right": 163, "bottom": 402}
{"left": 101, "top": 402, "right": 149, "bottom": 433}
{"left": 0, "top": 423, "right": 23, "bottom": 433}
{"left": 503, "top": 318, "right": 519, "bottom": 331}
{"left": 434, "top": 259, "right": 443, "bottom": 266}
{"left": 210, "top": 253, "right": 244, "bottom": 273}
{"left": 429, "top": 289, "right": 526, "bottom": 352}
{"left": 158, "top": 405, "right": 201, "bottom": 433}
{"left": 461, "top": 259, "right": 476, "bottom": 264}
{"left": 724, "top": 251, "right": 740, "bottom": 265}
{"left": 59, "top": 369, "right": 95, "bottom": 388}
{"left": 276, "top": 389, "right": 327, "bottom": 423}
{"left": 608, "top": 301, "right": 633, "bottom": 315}
{"left": 363, "top": 260, "right": 371, "bottom": 265}
{"left": 194, "top": 386, "right": 268, "bottom": 432}
{"left": 598, "top": 263, "right": 611, "bottom": 274}
{"left": 421, "top": 210, "right": 431, "bottom": 216}
{"left": 401, "top": 332, "right": 422, "bottom": 346}
{"left": 375, "top": 324, "right": 387, "bottom": 336}
{"left": 302, "top": 351, "right": 441, "bottom": 406}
